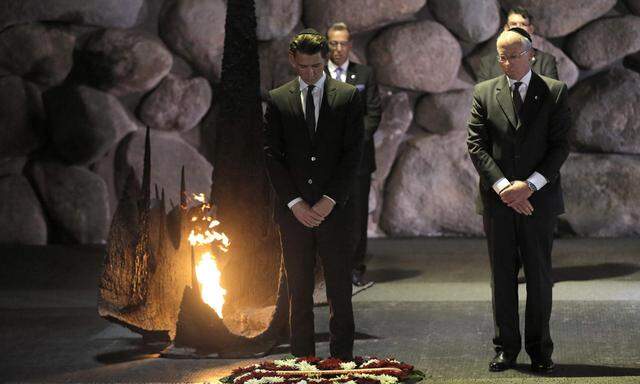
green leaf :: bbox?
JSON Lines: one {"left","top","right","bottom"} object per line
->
{"left": 219, "top": 375, "right": 235, "bottom": 384}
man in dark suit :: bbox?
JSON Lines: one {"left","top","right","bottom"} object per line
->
{"left": 467, "top": 28, "right": 570, "bottom": 373}
{"left": 264, "top": 29, "right": 364, "bottom": 359}
{"left": 476, "top": 7, "right": 559, "bottom": 82}
{"left": 325, "top": 22, "right": 381, "bottom": 287}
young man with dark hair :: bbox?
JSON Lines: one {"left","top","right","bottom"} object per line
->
{"left": 264, "top": 29, "right": 364, "bottom": 359}
{"left": 326, "top": 22, "right": 381, "bottom": 288}
{"left": 476, "top": 7, "right": 559, "bottom": 82}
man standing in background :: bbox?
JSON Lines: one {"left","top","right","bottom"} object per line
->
{"left": 476, "top": 7, "right": 559, "bottom": 82}
{"left": 326, "top": 22, "right": 381, "bottom": 287}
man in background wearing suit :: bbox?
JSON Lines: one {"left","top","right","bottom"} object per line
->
{"left": 467, "top": 28, "right": 570, "bottom": 373}
{"left": 476, "top": 7, "right": 559, "bottom": 82}
{"left": 264, "top": 29, "right": 364, "bottom": 359}
{"left": 326, "top": 22, "right": 381, "bottom": 287}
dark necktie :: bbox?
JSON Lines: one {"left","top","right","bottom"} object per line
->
{"left": 512, "top": 81, "right": 523, "bottom": 118}
{"left": 305, "top": 84, "right": 316, "bottom": 140}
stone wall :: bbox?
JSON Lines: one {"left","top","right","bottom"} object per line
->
{"left": 1, "top": 0, "right": 639, "bottom": 245}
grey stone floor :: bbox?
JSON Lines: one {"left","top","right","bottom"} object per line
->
{"left": 1, "top": 238, "right": 639, "bottom": 383}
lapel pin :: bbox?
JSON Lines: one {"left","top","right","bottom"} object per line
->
{"left": 350, "top": 74, "right": 356, "bottom": 79}
{"left": 534, "top": 95, "right": 538, "bottom": 100}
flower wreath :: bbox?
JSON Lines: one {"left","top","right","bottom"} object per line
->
{"left": 219, "top": 357, "right": 425, "bottom": 384}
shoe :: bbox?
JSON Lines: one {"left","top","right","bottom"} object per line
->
{"left": 351, "top": 269, "right": 370, "bottom": 287}
{"left": 489, "top": 351, "right": 516, "bottom": 372}
{"left": 531, "top": 359, "right": 555, "bottom": 373}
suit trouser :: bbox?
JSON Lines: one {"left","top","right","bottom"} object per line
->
{"left": 351, "top": 172, "right": 372, "bottom": 273}
{"left": 483, "top": 212, "right": 556, "bottom": 361}
{"left": 279, "top": 205, "right": 355, "bottom": 359}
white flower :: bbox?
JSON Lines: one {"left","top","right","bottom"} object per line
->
{"left": 245, "top": 376, "right": 286, "bottom": 384}
{"left": 360, "top": 359, "right": 380, "bottom": 368}
{"left": 296, "top": 361, "right": 319, "bottom": 371}
{"left": 352, "top": 374, "right": 398, "bottom": 384}
{"left": 339, "top": 362, "right": 357, "bottom": 370}
{"left": 274, "top": 359, "right": 298, "bottom": 368}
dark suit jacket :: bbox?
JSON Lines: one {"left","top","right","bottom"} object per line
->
{"left": 476, "top": 49, "right": 559, "bottom": 83}
{"left": 326, "top": 61, "right": 381, "bottom": 175}
{"left": 467, "top": 72, "right": 570, "bottom": 217}
{"left": 264, "top": 77, "right": 364, "bottom": 220}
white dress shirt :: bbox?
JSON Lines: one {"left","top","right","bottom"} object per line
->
{"left": 492, "top": 69, "right": 548, "bottom": 195}
{"left": 327, "top": 59, "right": 349, "bottom": 82}
{"left": 287, "top": 73, "right": 336, "bottom": 209}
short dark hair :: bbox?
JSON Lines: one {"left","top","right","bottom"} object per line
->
{"left": 507, "top": 7, "right": 533, "bottom": 23}
{"left": 289, "top": 29, "right": 329, "bottom": 58}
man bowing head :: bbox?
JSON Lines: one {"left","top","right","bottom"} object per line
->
{"left": 263, "top": 29, "right": 364, "bottom": 360}
{"left": 467, "top": 28, "right": 570, "bottom": 373}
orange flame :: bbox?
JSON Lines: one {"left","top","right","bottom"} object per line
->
{"left": 188, "top": 193, "right": 229, "bottom": 318}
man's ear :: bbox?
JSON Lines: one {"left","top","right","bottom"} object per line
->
{"left": 288, "top": 52, "right": 296, "bottom": 69}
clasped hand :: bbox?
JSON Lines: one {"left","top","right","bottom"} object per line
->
{"left": 500, "top": 180, "right": 534, "bottom": 216}
{"left": 291, "top": 196, "right": 335, "bottom": 228}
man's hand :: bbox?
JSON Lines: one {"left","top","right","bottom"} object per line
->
{"left": 312, "top": 196, "right": 336, "bottom": 218}
{"left": 508, "top": 198, "right": 534, "bottom": 215}
{"left": 291, "top": 201, "right": 324, "bottom": 228}
{"left": 500, "top": 181, "right": 533, "bottom": 205}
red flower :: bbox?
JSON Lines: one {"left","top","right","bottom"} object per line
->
{"left": 317, "top": 357, "right": 344, "bottom": 370}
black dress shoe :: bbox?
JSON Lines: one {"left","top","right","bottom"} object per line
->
{"left": 351, "top": 269, "right": 370, "bottom": 287}
{"left": 489, "top": 351, "right": 516, "bottom": 372}
{"left": 531, "top": 359, "right": 555, "bottom": 373}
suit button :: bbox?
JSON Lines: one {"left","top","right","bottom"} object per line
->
{"left": 307, "top": 179, "right": 313, "bottom": 184}
{"left": 311, "top": 156, "right": 316, "bottom": 161}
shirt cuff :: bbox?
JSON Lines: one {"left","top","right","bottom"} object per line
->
{"left": 322, "top": 195, "right": 336, "bottom": 205}
{"left": 527, "top": 172, "right": 548, "bottom": 191}
{"left": 492, "top": 178, "right": 511, "bottom": 195}
{"left": 287, "top": 197, "right": 303, "bottom": 209}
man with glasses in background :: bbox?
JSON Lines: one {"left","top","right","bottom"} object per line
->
{"left": 325, "top": 22, "right": 381, "bottom": 288}
{"left": 476, "top": 7, "right": 558, "bottom": 82}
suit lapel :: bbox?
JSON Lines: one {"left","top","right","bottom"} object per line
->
{"left": 495, "top": 75, "right": 518, "bottom": 130}
{"left": 288, "top": 79, "right": 312, "bottom": 143}
{"left": 517, "top": 72, "right": 548, "bottom": 137}
{"left": 316, "top": 77, "right": 337, "bottom": 141}
{"left": 346, "top": 62, "right": 358, "bottom": 85}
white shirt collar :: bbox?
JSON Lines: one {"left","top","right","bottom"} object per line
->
{"left": 299, "top": 72, "right": 326, "bottom": 92}
{"left": 327, "top": 59, "right": 349, "bottom": 75}
{"left": 507, "top": 69, "right": 532, "bottom": 88}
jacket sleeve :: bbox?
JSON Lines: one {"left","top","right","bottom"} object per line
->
{"left": 323, "top": 89, "right": 365, "bottom": 205}
{"left": 534, "top": 83, "right": 570, "bottom": 183}
{"left": 263, "top": 93, "right": 300, "bottom": 206}
{"left": 467, "top": 85, "right": 506, "bottom": 188}
{"left": 363, "top": 68, "right": 382, "bottom": 140}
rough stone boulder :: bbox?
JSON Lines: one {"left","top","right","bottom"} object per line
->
{"left": 303, "top": 0, "right": 426, "bottom": 34}
{"left": 368, "top": 21, "right": 462, "bottom": 92}
{"left": 415, "top": 89, "right": 473, "bottom": 134}
{"left": 429, "top": 0, "right": 500, "bottom": 43}
{"left": 159, "top": 0, "right": 226, "bottom": 81}
{"left": 369, "top": 90, "right": 414, "bottom": 235}
{"left": 115, "top": 130, "right": 213, "bottom": 207}
{"left": 498, "top": 0, "right": 616, "bottom": 37}
{"left": 79, "top": 28, "right": 173, "bottom": 96}
{"left": 43, "top": 85, "right": 141, "bottom": 165}
{"left": 0, "top": 76, "right": 43, "bottom": 160}
{"left": 0, "top": 23, "right": 75, "bottom": 86}
{"left": 138, "top": 74, "right": 212, "bottom": 132}
{"left": 259, "top": 28, "right": 298, "bottom": 94}
{"left": 0, "top": 175, "right": 47, "bottom": 245}
{"left": 380, "top": 130, "right": 483, "bottom": 236}
{"left": 562, "top": 153, "right": 640, "bottom": 237}
{"left": 566, "top": 15, "right": 640, "bottom": 70}
{"left": 569, "top": 68, "right": 640, "bottom": 154}
{"left": 0, "top": 0, "right": 145, "bottom": 30}
{"left": 256, "top": 0, "right": 301, "bottom": 41}
{"left": 29, "top": 162, "right": 110, "bottom": 244}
